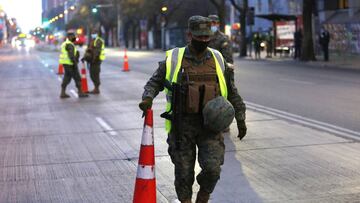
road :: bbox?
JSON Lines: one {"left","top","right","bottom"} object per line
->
{"left": 104, "top": 48, "right": 360, "bottom": 137}
{"left": 1, "top": 46, "right": 359, "bottom": 202}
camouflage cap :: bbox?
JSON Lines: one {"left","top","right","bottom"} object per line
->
{"left": 188, "top": 15, "right": 213, "bottom": 36}
{"left": 208, "top": 14, "right": 220, "bottom": 23}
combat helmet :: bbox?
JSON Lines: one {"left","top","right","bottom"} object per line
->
{"left": 202, "top": 96, "right": 235, "bottom": 133}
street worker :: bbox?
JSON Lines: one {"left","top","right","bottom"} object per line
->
{"left": 138, "top": 16, "right": 247, "bottom": 203}
{"left": 81, "top": 29, "right": 105, "bottom": 94}
{"left": 59, "top": 32, "right": 88, "bottom": 98}
{"left": 208, "top": 14, "right": 233, "bottom": 64}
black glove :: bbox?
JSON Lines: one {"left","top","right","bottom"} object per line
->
{"left": 139, "top": 97, "right": 153, "bottom": 112}
{"left": 81, "top": 58, "right": 85, "bottom": 63}
{"left": 237, "top": 122, "right": 247, "bottom": 140}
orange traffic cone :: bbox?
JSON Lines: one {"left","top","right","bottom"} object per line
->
{"left": 57, "top": 64, "right": 64, "bottom": 74}
{"left": 133, "top": 109, "right": 156, "bottom": 203}
{"left": 123, "top": 48, "right": 129, "bottom": 72}
{"left": 80, "top": 63, "right": 89, "bottom": 93}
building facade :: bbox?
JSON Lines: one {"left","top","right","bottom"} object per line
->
{"left": 318, "top": 0, "right": 360, "bottom": 54}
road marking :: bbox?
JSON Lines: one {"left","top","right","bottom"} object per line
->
{"left": 95, "top": 117, "right": 117, "bottom": 135}
{"left": 246, "top": 101, "right": 360, "bottom": 142}
{"left": 280, "top": 78, "right": 315, "bottom": 85}
{"left": 70, "top": 89, "right": 78, "bottom": 98}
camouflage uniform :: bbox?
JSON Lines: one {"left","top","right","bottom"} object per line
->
{"left": 208, "top": 31, "right": 234, "bottom": 64}
{"left": 61, "top": 43, "right": 82, "bottom": 90}
{"left": 83, "top": 36, "right": 104, "bottom": 90}
{"left": 142, "top": 46, "right": 246, "bottom": 200}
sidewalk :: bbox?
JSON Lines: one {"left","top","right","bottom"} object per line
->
{"left": 238, "top": 51, "right": 360, "bottom": 71}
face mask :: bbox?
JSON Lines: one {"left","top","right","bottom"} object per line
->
{"left": 91, "top": 34, "right": 97, "bottom": 39}
{"left": 191, "top": 38, "right": 209, "bottom": 53}
{"left": 211, "top": 26, "right": 218, "bottom": 33}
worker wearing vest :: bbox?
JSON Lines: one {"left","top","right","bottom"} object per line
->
{"left": 139, "top": 16, "right": 247, "bottom": 203}
{"left": 59, "top": 32, "right": 88, "bottom": 98}
{"left": 81, "top": 30, "right": 105, "bottom": 94}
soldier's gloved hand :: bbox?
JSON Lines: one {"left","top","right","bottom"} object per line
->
{"left": 237, "top": 122, "right": 247, "bottom": 140}
{"left": 81, "top": 58, "right": 85, "bottom": 63}
{"left": 139, "top": 97, "right": 153, "bottom": 112}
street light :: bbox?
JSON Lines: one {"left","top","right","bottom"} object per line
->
{"left": 59, "top": 14, "right": 64, "bottom": 18}
{"left": 92, "top": 7, "right": 98, "bottom": 13}
{"left": 70, "top": 5, "right": 75, "bottom": 10}
{"left": 161, "top": 6, "right": 168, "bottom": 12}
{"left": 64, "top": 10, "right": 68, "bottom": 14}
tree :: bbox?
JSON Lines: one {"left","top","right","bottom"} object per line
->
{"left": 209, "top": 0, "right": 226, "bottom": 32}
{"left": 301, "top": 0, "right": 316, "bottom": 61}
{"left": 230, "top": 0, "right": 248, "bottom": 57}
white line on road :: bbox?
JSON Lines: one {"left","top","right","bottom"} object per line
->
{"left": 246, "top": 101, "right": 360, "bottom": 141}
{"left": 279, "top": 78, "right": 315, "bottom": 85}
{"left": 95, "top": 117, "right": 118, "bottom": 135}
{"left": 70, "top": 89, "right": 78, "bottom": 98}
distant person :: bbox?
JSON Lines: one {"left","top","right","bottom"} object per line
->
{"left": 319, "top": 27, "right": 330, "bottom": 61}
{"left": 266, "top": 30, "right": 273, "bottom": 58}
{"left": 208, "top": 15, "right": 233, "bottom": 64}
{"left": 81, "top": 29, "right": 105, "bottom": 94}
{"left": 253, "top": 32, "right": 261, "bottom": 59}
{"left": 59, "top": 32, "right": 88, "bottom": 98}
{"left": 294, "top": 28, "right": 303, "bottom": 59}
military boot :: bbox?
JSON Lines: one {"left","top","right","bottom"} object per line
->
{"left": 89, "top": 86, "right": 100, "bottom": 94}
{"left": 60, "top": 87, "right": 70, "bottom": 99}
{"left": 195, "top": 190, "right": 210, "bottom": 203}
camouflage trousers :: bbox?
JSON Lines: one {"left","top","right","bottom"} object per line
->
{"left": 167, "top": 114, "right": 225, "bottom": 201}
{"left": 61, "top": 64, "right": 81, "bottom": 89}
{"left": 89, "top": 62, "right": 101, "bottom": 87}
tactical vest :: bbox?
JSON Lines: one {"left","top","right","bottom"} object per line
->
{"left": 59, "top": 39, "right": 77, "bottom": 65}
{"left": 164, "top": 47, "right": 228, "bottom": 133}
{"left": 94, "top": 37, "right": 105, "bottom": 61}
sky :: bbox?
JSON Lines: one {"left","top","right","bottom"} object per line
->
{"left": 0, "top": 0, "right": 42, "bottom": 33}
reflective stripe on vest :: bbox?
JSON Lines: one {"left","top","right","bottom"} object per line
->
{"left": 164, "top": 47, "right": 228, "bottom": 133}
{"left": 59, "top": 39, "right": 77, "bottom": 65}
{"left": 95, "top": 37, "right": 105, "bottom": 61}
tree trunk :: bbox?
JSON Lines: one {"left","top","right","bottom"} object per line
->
{"left": 218, "top": 0, "right": 226, "bottom": 32}
{"left": 301, "top": 0, "right": 316, "bottom": 61}
{"left": 239, "top": 0, "right": 248, "bottom": 57}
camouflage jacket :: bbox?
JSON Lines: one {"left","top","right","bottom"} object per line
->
{"left": 84, "top": 38, "right": 103, "bottom": 64}
{"left": 208, "top": 31, "right": 233, "bottom": 64}
{"left": 142, "top": 46, "right": 246, "bottom": 126}
{"left": 65, "top": 43, "right": 78, "bottom": 65}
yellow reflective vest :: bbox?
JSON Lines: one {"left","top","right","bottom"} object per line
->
{"left": 94, "top": 37, "right": 105, "bottom": 61}
{"left": 59, "top": 39, "right": 77, "bottom": 65}
{"left": 164, "top": 47, "right": 228, "bottom": 133}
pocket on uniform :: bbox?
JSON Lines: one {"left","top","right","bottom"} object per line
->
{"left": 202, "top": 84, "right": 216, "bottom": 107}
{"left": 186, "top": 84, "right": 200, "bottom": 113}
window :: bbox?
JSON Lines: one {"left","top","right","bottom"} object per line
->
{"left": 339, "top": 0, "right": 349, "bottom": 9}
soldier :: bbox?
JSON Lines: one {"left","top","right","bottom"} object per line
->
{"left": 138, "top": 16, "right": 247, "bottom": 203}
{"left": 81, "top": 29, "right": 105, "bottom": 94}
{"left": 319, "top": 27, "right": 330, "bottom": 61}
{"left": 59, "top": 32, "right": 88, "bottom": 98}
{"left": 208, "top": 15, "right": 233, "bottom": 64}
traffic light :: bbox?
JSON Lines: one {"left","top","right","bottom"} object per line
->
{"left": 92, "top": 7, "right": 98, "bottom": 13}
{"left": 247, "top": 7, "right": 255, "bottom": 25}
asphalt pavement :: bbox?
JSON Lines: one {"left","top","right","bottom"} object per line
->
{"left": 0, "top": 45, "right": 359, "bottom": 202}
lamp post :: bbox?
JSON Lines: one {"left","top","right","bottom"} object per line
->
{"left": 161, "top": 6, "right": 167, "bottom": 50}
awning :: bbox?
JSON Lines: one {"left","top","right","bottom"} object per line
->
{"left": 255, "top": 13, "right": 297, "bottom": 21}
